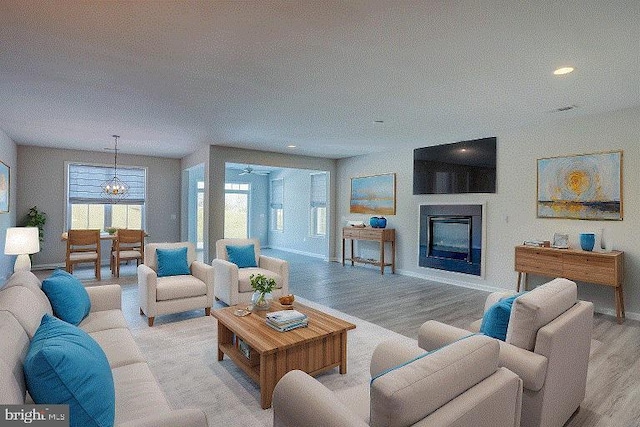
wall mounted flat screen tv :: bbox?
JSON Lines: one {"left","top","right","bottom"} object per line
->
{"left": 413, "top": 137, "right": 497, "bottom": 194}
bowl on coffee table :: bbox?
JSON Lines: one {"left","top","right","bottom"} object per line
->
{"left": 278, "top": 294, "right": 295, "bottom": 308}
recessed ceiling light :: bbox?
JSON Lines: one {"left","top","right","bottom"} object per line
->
{"left": 553, "top": 66, "right": 575, "bottom": 75}
{"left": 287, "top": 144, "right": 296, "bottom": 149}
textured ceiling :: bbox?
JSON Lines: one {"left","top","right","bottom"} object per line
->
{"left": 1, "top": 1, "right": 639, "bottom": 158}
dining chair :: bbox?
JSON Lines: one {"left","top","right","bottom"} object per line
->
{"left": 65, "top": 229, "right": 101, "bottom": 280}
{"left": 110, "top": 229, "right": 145, "bottom": 277}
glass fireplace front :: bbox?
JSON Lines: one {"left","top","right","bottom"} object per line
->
{"left": 428, "top": 216, "right": 472, "bottom": 262}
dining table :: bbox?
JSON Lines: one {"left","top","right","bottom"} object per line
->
{"left": 60, "top": 231, "right": 117, "bottom": 241}
{"left": 60, "top": 231, "right": 148, "bottom": 241}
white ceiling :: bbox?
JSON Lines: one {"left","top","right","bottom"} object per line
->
{"left": 1, "top": 1, "right": 639, "bottom": 159}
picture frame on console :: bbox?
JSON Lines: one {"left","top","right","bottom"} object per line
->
{"left": 552, "top": 233, "right": 569, "bottom": 249}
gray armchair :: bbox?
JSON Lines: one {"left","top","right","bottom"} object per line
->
{"left": 272, "top": 335, "right": 522, "bottom": 427}
{"left": 419, "top": 278, "right": 593, "bottom": 427}
{"left": 212, "top": 238, "right": 289, "bottom": 306}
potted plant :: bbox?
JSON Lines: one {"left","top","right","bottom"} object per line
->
{"left": 250, "top": 273, "right": 276, "bottom": 310}
{"left": 23, "top": 206, "right": 46, "bottom": 243}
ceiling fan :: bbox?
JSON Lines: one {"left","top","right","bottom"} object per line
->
{"left": 238, "top": 165, "right": 269, "bottom": 176}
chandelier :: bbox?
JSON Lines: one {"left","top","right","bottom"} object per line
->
{"left": 101, "top": 135, "right": 129, "bottom": 201}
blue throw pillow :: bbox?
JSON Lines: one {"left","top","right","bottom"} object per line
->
{"left": 156, "top": 247, "right": 190, "bottom": 277}
{"left": 226, "top": 244, "right": 257, "bottom": 268}
{"left": 479, "top": 294, "right": 523, "bottom": 341}
{"left": 42, "top": 269, "right": 91, "bottom": 325}
{"left": 24, "top": 314, "right": 115, "bottom": 427}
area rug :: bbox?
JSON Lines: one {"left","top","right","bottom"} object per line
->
{"left": 128, "top": 296, "right": 603, "bottom": 427}
{"left": 129, "top": 298, "right": 415, "bottom": 427}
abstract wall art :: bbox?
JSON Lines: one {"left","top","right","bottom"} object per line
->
{"left": 0, "top": 160, "right": 9, "bottom": 213}
{"left": 537, "top": 151, "right": 622, "bottom": 220}
{"left": 350, "top": 173, "right": 396, "bottom": 215}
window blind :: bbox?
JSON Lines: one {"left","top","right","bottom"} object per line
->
{"left": 310, "top": 173, "right": 327, "bottom": 207}
{"left": 68, "top": 164, "right": 146, "bottom": 205}
{"left": 270, "top": 178, "right": 283, "bottom": 209}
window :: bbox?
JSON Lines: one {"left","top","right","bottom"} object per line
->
{"left": 197, "top": 180, "right": 205, "bottom": 250}
{"left": 310, "top": 173, "right": 327, "bottom": 236}
{"left": 270, "top": 178, "right": 284, "bottom": 232}
{"left": 224, "top": 183, "right": 250, "bottom": 238}
{"left": 66, "top": 163, "right": 146, "bottom": 230}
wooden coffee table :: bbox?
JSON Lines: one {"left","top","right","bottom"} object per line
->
{"left": 212, "top": 302, "right": 356, "bottom": 409}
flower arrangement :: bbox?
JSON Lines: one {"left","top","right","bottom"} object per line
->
{"left": 250, "top": 273, "right": 276, "bottom": 294}
{"left": 250, "top": 273, "right": 276, "bottom": 309}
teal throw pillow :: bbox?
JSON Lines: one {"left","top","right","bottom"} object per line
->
{"left": 24, "top": 314, "right": 115, "bottom": 427}
{"left": 156, "top": 247, "right": 190, "bottom": 277}
{"left": 42, "top": 269, "right": 91, "bottom": 325}
{"left": 226, "top": 244, "right": 257, "bottom": 268}
{"left": 479, "top": 294, "right": 522, "bottom": 341}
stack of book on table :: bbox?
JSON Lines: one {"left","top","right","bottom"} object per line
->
{"left": 266, "top": 310, "right": 308, "bottom": 332}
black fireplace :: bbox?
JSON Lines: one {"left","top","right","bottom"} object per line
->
{"left": 419, "top": 205, "right": 482, "bottom": 276}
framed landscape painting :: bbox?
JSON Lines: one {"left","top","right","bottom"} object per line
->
{"left": 0, "top": 160, "right": 9, "bottom": 213}
{"left": 537, "top": 151, "right": 622, "bottom": 220}
{"left": 350, "top": 173, "right": 396, "bottom": 215}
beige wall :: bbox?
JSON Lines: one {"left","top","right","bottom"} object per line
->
{"left": 9, "top": 106, "right": 638, "bottom": 319}
{"left": 336, "top": 106, "right": 640, "bottom": 319}
{"left": 17, "top": 145, "right": 182, "bottom": 267}
{"left": 0, "top": 130, "right": 18, "bottom": 283}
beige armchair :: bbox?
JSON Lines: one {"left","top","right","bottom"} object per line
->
{"left": 212, "top": 238, "right": 289, "bottom": 306}
{"left": 273, "top": 334, "right": 522, "bottom": 427}
{"left": 137, "top": 242, "right": 214, "bottom": 326}
{"left": 418, "top": 278, "right": 594, "bottom": 427}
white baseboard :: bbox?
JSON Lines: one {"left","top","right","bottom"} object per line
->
{"left": 265, "top": 246, "right": 328, "bottom": 261}
{"left": 32, "top": 262, "right": 113, "bottom": 271}
{"left": 396, "top": 267, "right": 639, "bottom": 321}
{"left": 396, "top": 268, "right": 505, "bottom": 294}
{"left": 33, "top": 257, "right": 636, "bottom": 322}
{"left": 32, "top": 263, "right": 65, "bottom": 271}
{"left": 592, "top": 306, "right": 640, "bottom": 321}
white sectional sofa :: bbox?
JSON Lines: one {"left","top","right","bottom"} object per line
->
{"left": 0, "top": 270, "right": 208, "bottom": 427}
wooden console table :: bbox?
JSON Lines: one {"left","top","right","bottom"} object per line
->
{"left": 514, "top": 245, "right": 625, "bottom": 323}
{"left": 342, "top": 227, "right": 395, "bottom": 274}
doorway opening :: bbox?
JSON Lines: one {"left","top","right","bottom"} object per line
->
{"left": 224, "top": 183, "right": 250, "bottom": 238}
{"left": 184, "top": 163, "right": 205, "bottom": 261}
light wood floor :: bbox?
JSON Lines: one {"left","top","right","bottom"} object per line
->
{"left": 45, "top": 250, "right": 640, "bottom": 427}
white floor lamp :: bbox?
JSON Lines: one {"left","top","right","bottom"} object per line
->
{"left": 4, "top": 227, "right": 40, "bottom": 272}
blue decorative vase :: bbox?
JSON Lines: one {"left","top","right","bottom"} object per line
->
{"left": 377, "top": 217, "right": 387, "bottom": 228}
{"left": 369, "top": 217, "right": 380, "bottom": 228}
{"left": 579, "top": 233, "right": 595, "bottom": 251}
